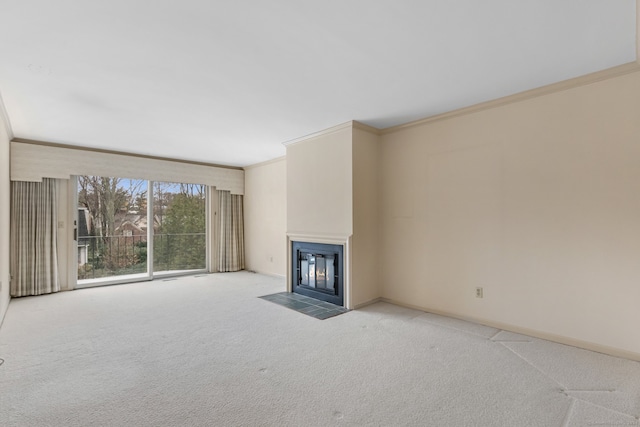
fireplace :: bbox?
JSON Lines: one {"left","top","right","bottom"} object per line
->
{"left": 292, "top": 241, "right": 344, "bottom": 306}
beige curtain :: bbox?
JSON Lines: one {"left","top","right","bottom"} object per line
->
{"left": 10, "top": 178, "right": 60, "bottom": 297}
{"left": 217, "top": 190, "right": 245, "bottom": 272}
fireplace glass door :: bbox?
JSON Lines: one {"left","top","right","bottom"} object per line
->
{"left": 300, "top": 253, "right": 335, "bottom": 291}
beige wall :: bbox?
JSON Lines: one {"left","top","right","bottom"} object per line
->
{"left": 286, "top": 125, "right": 353, "bottom": 237}
{"left": 0, "top": 105, "right": 11, "bottom": 324}
{"left": 351, "top": 127, "right": 381, "bottom": 307}
{"left": 285, "top": 123, "right": 382, "bottom": 308}
{"left": 244, "top": 158, "right": 287, "bottom": 277}
{"left": 380, "top": 70, "right": 640, "bottom": 357}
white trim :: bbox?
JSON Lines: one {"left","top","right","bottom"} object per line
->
{"left": 282, "top": 121, "right": 353, "bottom": 147}
{"left": 205, "top": 185, "right": 211, "bottom": 273}
{"left": 247, "top": 270, "right": 286, "bottom": 279}
{"left": 353, "top": 297, "right": 382, "bottom": 310}
{"left": 381, "top": 62, "right": 640, "bottom": 135}
{"left": 76, "top": 273, "right": 151, "bottom": 289}
{"left": 243, "top": 156, "right": 286, "bottom": 170}
{"left": 147, "top": 180, "right": 154, "bottom": 278}
{"left": 352, "top": 121, "right": 381, "bottom": 135}
{"left": 76, "top": 270, "right": 207, "bottom": 289}
{"left": 380, "top": 297, "right": 640, "bottom": 362}
{"left": 153, "top": 269, "right": 208, "bottom": 279}
{"left": 270, "top": 121, "right": 377, "bottom": 162}
{"left": 0, "top": 91, "right": 14, "bottom": 140}
{"left": 286, "top": 232, "right": 352, "bottom": 244}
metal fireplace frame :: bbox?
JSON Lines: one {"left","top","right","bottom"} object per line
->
{"left": 291, "top": 241, "right": 344, "bottom": 306}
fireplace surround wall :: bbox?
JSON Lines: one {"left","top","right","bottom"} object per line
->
{"left": 285, "top": 122, "right": 380, "bottom": 310}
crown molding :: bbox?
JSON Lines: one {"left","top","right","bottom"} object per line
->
{"left": 282, "top": 121, "right": 353, "bottom": 147}
{"left": 11, "top": 138, "right": 243, "bottom": 170}
{"left": 381, "top": 62, "right": 640, "bottom": 135}
{"left": 352, "top": 120, "right": 381, "bottom": 135}
{"left": 284, "top": 62, "right": 640, "bottom": 143}
{"left": 0, "top": 91, "right": 14, "bottom": 140}
{"left": 243, "top": 155, "right": 286, "bottom": 170}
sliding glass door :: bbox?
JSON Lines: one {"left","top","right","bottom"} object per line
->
{"left": 77, "top": 176, "right": 149, "bottom": 283}
{"left": 153, "top": 181, "right": 206, "bottom": 275}
{"left": 76, "top": 176, "right": 207, "bottom": 287}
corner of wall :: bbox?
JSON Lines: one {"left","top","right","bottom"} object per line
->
{"left": 637, "top": 0, "right": 640, "bottom": 64}
{"left": 244, "top": 157, "right": 287, "bottom": 277}
{"left": 351, "top": 127, "right": 382, "bottom": 306}
{"left": 0, "top": 91, "right": 13, "bottom": 326}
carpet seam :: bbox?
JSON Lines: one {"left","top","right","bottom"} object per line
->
{"left": 498, "top": 342, "right": 567, "bottom": 389}
{"left": 565, "top": 394, "right": 640, "bottom": 421}
{"left": 560, "top": 398, "right": 575, "bottom": 427}
{"left": 413, "top": 317, "right": 497, "bottom": 339}
{"left": 498, "top": 343, "right": 640, "bottom": 422}
{"left": 488, "top": 330, "right": 502, "bottom": 341}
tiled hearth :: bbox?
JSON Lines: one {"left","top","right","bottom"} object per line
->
{"left": 260, "top": 292, "right": 349, "bottom": 320}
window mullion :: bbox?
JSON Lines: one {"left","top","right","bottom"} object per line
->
{"left": 147, "top": 180, "right": 154, "bottom": 278}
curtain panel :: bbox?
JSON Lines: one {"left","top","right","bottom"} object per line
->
{"left": 10, "top": 178, "right": 60, "bottom": 297}
{"left": 217, "top": 190, "right": 245, "bottom": 272}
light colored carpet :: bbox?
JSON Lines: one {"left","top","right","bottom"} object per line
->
{"left": 0, "top": 272, "right": 639, "bottom": 426}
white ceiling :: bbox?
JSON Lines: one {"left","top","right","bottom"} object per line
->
{"left": 0, "top": 1, "right": 636, "bottom": 167}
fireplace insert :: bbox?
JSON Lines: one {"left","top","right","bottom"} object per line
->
{"left": 292, "top": 241, "right": 344, "bottom": 306}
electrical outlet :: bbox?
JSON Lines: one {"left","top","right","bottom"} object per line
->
{"left": 476, "top": 287, "right": 483, "bottom": 298}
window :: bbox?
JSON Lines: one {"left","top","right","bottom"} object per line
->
{"left": 76, "top": 176, "right": 207, "bottom": 285}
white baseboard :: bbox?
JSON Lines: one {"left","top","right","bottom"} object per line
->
{"left": 353, "top": 297, "right": 382, "bottom": 310}
{"left": 246, "top": 270, "right": 286, "bottom": 280}
{"left": 379, "top": 297, "right": 640, "bottom": 363}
